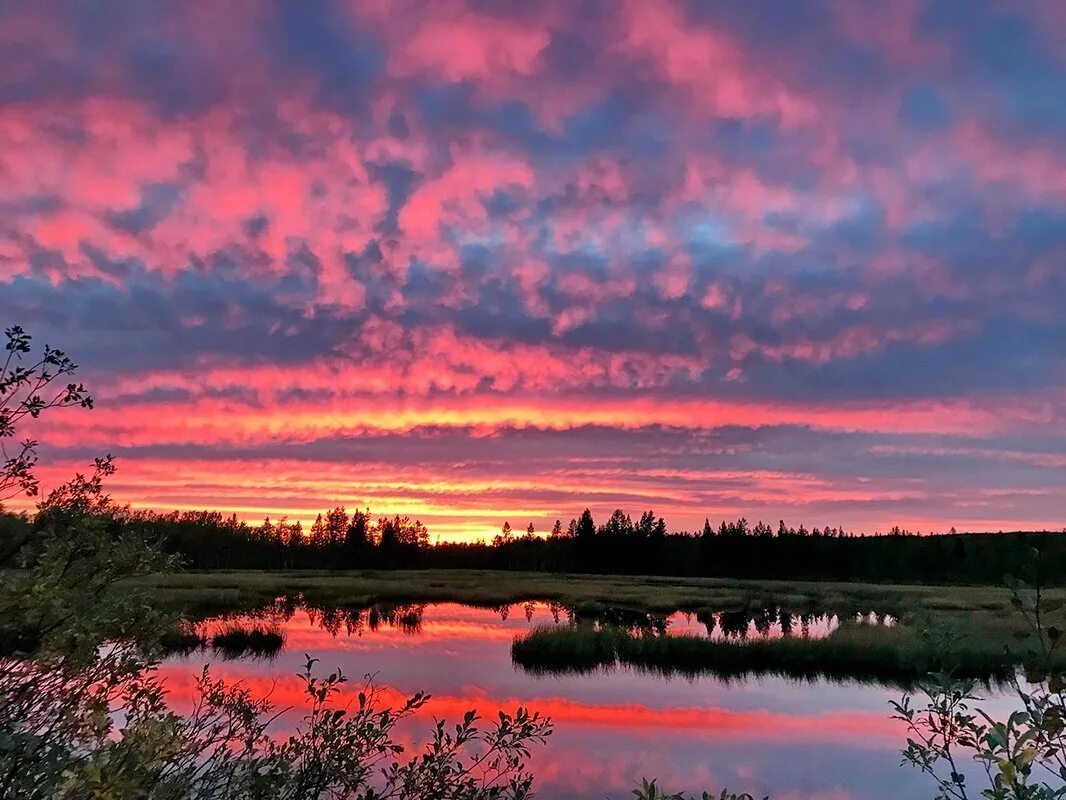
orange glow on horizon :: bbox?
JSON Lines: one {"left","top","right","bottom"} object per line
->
{"left": 13, "top": 450, "right": 1063, "bottom": 542}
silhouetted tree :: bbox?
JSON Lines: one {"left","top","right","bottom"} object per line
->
{"left": 343, "top": 509, "right": 371, "bottom": 567}
{"left": 635, "top": 511, "right": 656, "bottom": 538}
{"left": 310, "top": 514, "right": 327, "bottom": 549}
{"left": 325, "top": 506, "right": 349, "bottom": 549}
{"left": 93, "top": 499, "right": 1066, "bottom": 584}
{"left": 575, "top": 509, "right": 595, "bottom": 539}
{"left": 600, "top": 509, "right": 633, "bottom": 537}
{"left": 376, "top": 516, "right": 400, "bottom": 567}
{"left": 699, "top": 518, "right": 715, "bottom": 572}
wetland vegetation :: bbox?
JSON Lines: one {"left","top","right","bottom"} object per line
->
{"left": 139, "top": 569, "right": 1066, "bottom": 685}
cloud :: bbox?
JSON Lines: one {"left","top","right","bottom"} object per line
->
{"left": 2, "top": 0, "right": 1063, "bottom": 535}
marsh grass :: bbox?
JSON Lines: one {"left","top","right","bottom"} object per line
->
{"left": 136, "top": 570, "right": 1066, "bottom": 680}
{"left": 157, "top": 621, "right": 285, "bottom": 659}
{"left": 130, "top": 569, "right": 1048, "bottom": 618}
{"left": 510, "top": 619, "right": 1061, "bottom": 685}
{"left": 209, "top": 624, "right": 285, "bottom": 658}
{"left": 509, "top": 625, "right": 619, "bottom": 672}
{"left": 157, "top": 622, "right": 204, "bottom": 655}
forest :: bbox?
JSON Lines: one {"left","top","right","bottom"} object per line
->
{"left": 3, "top": 504, "right": 1062, "bottom": 585}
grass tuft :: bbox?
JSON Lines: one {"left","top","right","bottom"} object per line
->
{"left": 209, "top": 624, "right": 285, "bottom": 658}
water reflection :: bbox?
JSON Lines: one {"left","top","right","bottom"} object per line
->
{"left": 160, "top": 599, "right": 930, "bottom": 799}
{"left": 172, "top": 597, "right": 894, "bottom": 653}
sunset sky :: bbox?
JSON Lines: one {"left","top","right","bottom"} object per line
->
{"left": 2, "top": 1, "right": 1064, "bottom": 540}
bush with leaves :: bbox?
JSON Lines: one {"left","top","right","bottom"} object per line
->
{"left": 891, "top": 550, "right": 1066, "bottom": 800}
{"left": 0, "top": 324, "right": 92, "bottom": 504}
{"left": 0, "top": 325, "right": 552, "bottom": 799}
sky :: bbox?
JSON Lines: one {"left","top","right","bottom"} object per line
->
{"left": 1, "top": 0, "right": 1064, "bottom": 540}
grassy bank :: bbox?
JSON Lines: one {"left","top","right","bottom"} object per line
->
{"left": 131, "top": 568, "right": 1038, "bottom": 617}
{"left": 510, "top": 621, "right": 1043, "bottom": 685}
{"left": 134, "top": 569, "right": 1064, "bottom": 682}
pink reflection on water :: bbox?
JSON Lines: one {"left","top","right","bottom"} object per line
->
{"left": 193, "top": 601, "right": 894, "bottom": 643}
{"left": 161, "top": 602, "right": 920, "bottom": 799}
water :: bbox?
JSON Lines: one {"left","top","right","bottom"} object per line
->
{"left": 161, "top": 601, "right": 945, "bottom": 799}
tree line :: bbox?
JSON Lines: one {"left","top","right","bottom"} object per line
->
{"left": 2, "top": 503, "right": 1061, "bottom": 584}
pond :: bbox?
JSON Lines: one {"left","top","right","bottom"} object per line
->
{"left": 160, "top": 600, "right": 990, "bottom": 799}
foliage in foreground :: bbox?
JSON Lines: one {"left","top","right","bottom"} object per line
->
{"left": 44, "top": 650, "right": 551, "bottom": 800}
{"left": 0, "top": 325, "right": 551, "bottom": 799}
{"left": 891, "top": 568, "right": 1066, "bottom": 800}
{"left": 631, "top": 779, "right": 765, "bottom": 800}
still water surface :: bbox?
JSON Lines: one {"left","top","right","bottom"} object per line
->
{"left": 162, "top": 601, "right": 959, "bottom": 799}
